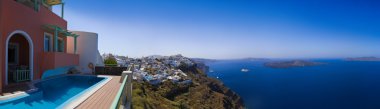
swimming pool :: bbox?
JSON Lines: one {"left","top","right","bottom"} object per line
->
{"left": 0, "top": 75, "right": 108, "bottom": 109}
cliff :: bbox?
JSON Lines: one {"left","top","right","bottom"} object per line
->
{"left": 131, "top": 65, "right": 244, "bottom": 109}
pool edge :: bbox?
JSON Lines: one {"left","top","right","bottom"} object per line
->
{"left": 60, "top": 75, "right": 113, "bottom": 109}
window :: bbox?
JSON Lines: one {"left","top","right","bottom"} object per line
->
{"left": 58, "top": 38, "right": 64, "bottom": 52}
{"left": 44, "top": 33, "right": 52, "bottom": 52}
{"left": 44, "top": 33, "right": 65, "bottom": 52}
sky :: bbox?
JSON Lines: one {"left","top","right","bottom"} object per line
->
{"left": 54, "top": 0, "right": 380, "bottom": 59}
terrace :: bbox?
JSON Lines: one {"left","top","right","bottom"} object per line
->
{"left": 77, "top": 70, "right": 133, "bottom": 109}
{"left": 0, "top": 70, "right": 133, "bottom": 109}
{"left": 76, "top": 76, "right": 122, "bottom": 109}
{"left": 39, "top": 24, "right": 80, "bottom": 78}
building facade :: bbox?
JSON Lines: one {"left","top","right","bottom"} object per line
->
{"left": 67, "top": 31, "right": 104, "bottom": 74}
{"left": 0, "top": 0, "right": 79, "bottom": 93}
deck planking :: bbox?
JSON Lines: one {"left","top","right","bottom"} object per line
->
{"left": 76, "top": 75, "right": 122, "bottom": 109}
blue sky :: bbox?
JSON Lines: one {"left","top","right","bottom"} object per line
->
{"left": 55, "top": 0, "right": 380, "bottom": 59}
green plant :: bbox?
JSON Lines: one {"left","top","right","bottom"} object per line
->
{"left": 104, "top": 56, "right": 117, "bottom": 66}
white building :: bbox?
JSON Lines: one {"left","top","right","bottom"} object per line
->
{"left": 67, "top": 31, "right": 103, "bottom": 74}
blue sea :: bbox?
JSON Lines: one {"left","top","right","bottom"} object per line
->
{"left": 206, "top": 59, "right": 380, "bottom": 109}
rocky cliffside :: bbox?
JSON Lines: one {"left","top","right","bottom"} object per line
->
{"left": 131, "top": 65, "right": 244, "bottom": 109}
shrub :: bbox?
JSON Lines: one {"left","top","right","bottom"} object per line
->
{"left": 104, "top": 56, "right": 117, "bottom": 66}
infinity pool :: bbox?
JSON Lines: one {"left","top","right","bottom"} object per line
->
{"left": 0, "top": 75, "right": 106, "bottom": 109}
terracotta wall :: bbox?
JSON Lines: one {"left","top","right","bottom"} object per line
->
{"left": 41, "top": 52, "right": 79, "bottom": 73}
{"left": 0, "top": 0, "right": 73, "bottom": 90}
{"left": 0, "top": 0, "right": 2, "bottom": 93}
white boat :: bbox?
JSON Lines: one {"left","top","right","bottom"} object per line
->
{"left": 241, "top": 68, "right": 249, "bottom": 72}
{"left": 209, "top": 70, "right": 214, "bottom": 73}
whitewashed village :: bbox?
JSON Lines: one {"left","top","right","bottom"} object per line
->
{"left": 102, "top": 54, "right": 199, "bottom": 85}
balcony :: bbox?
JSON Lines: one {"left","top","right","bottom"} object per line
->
{"left": 14, "top": 0, "right": 64, "bottom": 18}
{"left": 0, "top": 0, "right": 67, "bottom": 31}
{"left": 41, "top": 52, "right": 79, "bottom": 70}
{"left": 14, "top": 0, "right": 43, "bottom": 11}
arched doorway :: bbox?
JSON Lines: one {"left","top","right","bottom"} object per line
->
{"left": 5, "top": 30, "right": 34, "bottom": 85}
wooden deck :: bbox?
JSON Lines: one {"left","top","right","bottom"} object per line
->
{"left": 76, "top": 76, "right": 122, "bottom": 109}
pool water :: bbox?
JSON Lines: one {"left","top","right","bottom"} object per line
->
{"left": 0, "top": 75, "right": 105, "bottom": 109}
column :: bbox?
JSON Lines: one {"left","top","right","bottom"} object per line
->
{"left": 54, "top": 27, "right": 58, "bottom": 52}
{"left": 74, "top": 36, "right": 77, "bottom": 54}
{"left": 61, "top": 3, "right": 65, "bottom": 18}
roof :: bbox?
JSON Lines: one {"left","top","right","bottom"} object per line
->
{"left": 42, "top": 24, "right": 79, "bottom": 37}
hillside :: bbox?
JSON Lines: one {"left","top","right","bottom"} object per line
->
{"left": 131, "top": 65, "right": 244, "bottom": 109}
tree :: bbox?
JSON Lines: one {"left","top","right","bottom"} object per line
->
{"left": 104, "top": 56, "right": 117, "bottom": 66}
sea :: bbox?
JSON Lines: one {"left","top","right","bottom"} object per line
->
{"left": 206, "top": 59, "right": 380, "bottom": 109}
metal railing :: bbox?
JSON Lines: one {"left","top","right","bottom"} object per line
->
{"left": 15, "top": 0, "right": 40, "bottom": 11}
{"left": 110, "top": 71, "right": 133, "bottom": 109}
{"left": 13, "top": 69, "right": 30, "bottom": 82}
{"left": 14, "top": 0, "right": 65, "bottom": 18}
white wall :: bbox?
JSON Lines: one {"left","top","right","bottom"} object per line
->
{"left": 96, "top": 50, "right": 104, "bottom": 66}
{"left": 68, "top": 31, "right": 103, "bottom": 74}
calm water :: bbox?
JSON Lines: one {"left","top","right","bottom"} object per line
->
{"left": 0, "top": 76, "right": 105, "bottom": 109}
{"left": 206, "top": 60, "right": 380, "bottom": 109}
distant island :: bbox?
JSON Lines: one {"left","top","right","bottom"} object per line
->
{"left": 264, "top": 60, "right": 324, "bottom": 68}
{"left": 345, "top": 57, "right": 380, "bottom": 61}
{"left": 191, "top": 58, "right": 218, "bottom": 63}
{"left": 243, "top": 57, "right": 271, "bottom": 61}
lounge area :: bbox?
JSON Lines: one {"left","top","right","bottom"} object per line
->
{"left": 6, "top": 33, "right": 33, "bottom": 85}
{"left": 7, "top": 65, "right": 30, "bottom": 84}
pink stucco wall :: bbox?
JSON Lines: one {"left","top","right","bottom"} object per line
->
{"left": 0, "top": 0, "right": 78, "bottom": 93}
{"left": 41, "top": 52, "right": 79, "bottom": 73}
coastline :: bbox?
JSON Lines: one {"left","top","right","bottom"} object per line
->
{"left": 131, "top": 63, "right": 245, "bottom": 109}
